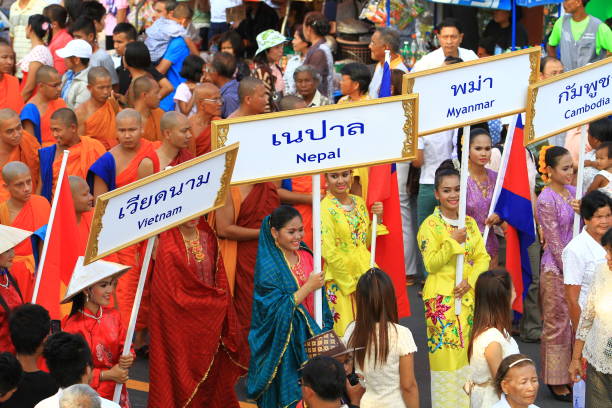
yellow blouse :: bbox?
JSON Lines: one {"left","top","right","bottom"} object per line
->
{"left": 417, "top": 207, "right": 490, "bottom": 300}
{"left": 321, "top": 194, "right": 372, "bottom": 296}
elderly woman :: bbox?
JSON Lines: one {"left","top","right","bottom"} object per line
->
{"left": 294, "top": 65, "right": 332, "bottom": 107}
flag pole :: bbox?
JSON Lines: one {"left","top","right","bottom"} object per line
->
{"left": 483, "top": 116, "right": 518, "bottom": 243}
{"left": 573, "top": 125, "right": 587, "bottom": 237}
{"left": 312, "top": 174, "right": 323, "bottom": 327}
{"left": 455, "top": 125, "right": 471, "bottom": 316}
{"left": 31, "top": 150, "right": 70, "bottom": 303}
{"left": 113, "top": 236, "right": 156, "bottom": 403}
{"left": 370, "top": 215, "right": 378, "bottom": 267}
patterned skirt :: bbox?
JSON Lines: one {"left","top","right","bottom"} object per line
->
{"left": 424, "top": 294, "right": 474, "bottom": 408}
{"left": 325, "top": 281, "right": 356, "bottom": 337}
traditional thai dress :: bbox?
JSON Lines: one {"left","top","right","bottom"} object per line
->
{"left": 321, "top": 193, "right": 372, "bottom": 336}
{"left": 63, "top": 306, "right": 132, "bottom": 408}
{"left": 417, "top": 207, "right": 490, "bottom": 408}
{"left": 247, "top": 215, "right": 333, "bottom": 408}
{"left": 0, "top": 268, "right": 23, "bottom": 353}
{"left": 149, "top": 221, "right": 247, "bottom": 407}
{"left": 536, "top": 185, "right": 575, "bottom": 386}
{"left": 466, "top": 169, "right": 499, "bottom": 260}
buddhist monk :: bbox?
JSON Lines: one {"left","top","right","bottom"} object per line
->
{"left": 0, "top": 109, "right": 40, "bottom": 201}
{"left": 154, "top": 112, "right": 193, "bottom": 169}
{"left": 37, "top": 108, "right": 106, "bottom": 202}
{"left": 132, "top": 76, "right": 164, "bottom": 143}
{"left": 0, "top": 40, "right": 24, "bottom": 113}
{"left": 87, "top": 109, "right": 159, "bottom": 338}
{"left": 214, "top": 77, "right": 280, "bottom": 348}
{"left": 75, "top": 67, "right": 120, "bottom": 150}
{"left": 189, "top": 83, "right": 222, "bottom": 157}
{"left": 0, "top": 162, "right": 50, "bottom": 300}
{"left": 20, "top": 66, "right": 67, "bottom": 147}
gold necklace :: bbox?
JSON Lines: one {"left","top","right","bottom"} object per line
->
{"left": 181, "top": 229, "right": 206, "bottom": 263}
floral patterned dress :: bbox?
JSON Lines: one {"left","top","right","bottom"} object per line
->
{"left": 417, "top": 207, "right": 490, "bottom": 408}
{"left": 466, "top": 169, "right": 499, "bottom": 259}
{"left": 321, "top": 193, "right": 372, "bottom": 336}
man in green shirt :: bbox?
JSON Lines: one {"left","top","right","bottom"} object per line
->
{"left": 547, "top": 0, "right": 612, "bottom": 71}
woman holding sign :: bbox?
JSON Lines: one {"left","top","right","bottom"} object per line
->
{"left": 248, "top": 205, "right": 333, "bottom": 408}
{"left": 321, "top": 170, "right": 382, "bottom": 336}
{"left": 417, "top": 160, "right": 490, "bottom": 408}
{"left": 466, "top": 128, "right": 502, "bottom": 268}
{"left": 535, "top": 146, "right": 575, "bottom": 401}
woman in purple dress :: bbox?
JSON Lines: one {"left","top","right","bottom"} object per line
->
{"left": 467, "top": 129, "right": 502, "bottom": 268}
{"left": 535, "top": 145, "right": 575, "bottom": 402}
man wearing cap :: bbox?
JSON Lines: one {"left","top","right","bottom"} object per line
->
{"left": 20, "top": 66, "right": 67, "bottom": 148}
{"left": 0, "top": 162, "right": 50, "bottom": 300}
{"left": 0, "top": 224, "right": 31, "bottom": 353}
{"left": 57, "top": 39, "right": 93, "bottom": 110}
{"left": 0, "top": 109, "right": 40, "bottom": 202}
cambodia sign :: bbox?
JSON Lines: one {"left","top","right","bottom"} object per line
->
{"left": 211, "top": 94, "right": 419, "bottom": 185}
{"left": 83, "top": 144, "right": 238, "bottom": 264}
{"left": 403, "top": 47, "right": 540, "bottom": 136}
{"left": 525, "top": 57, "right": 612, "bottom": 145}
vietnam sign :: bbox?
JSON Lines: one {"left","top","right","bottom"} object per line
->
{"left": 403, "top": 47, "right": 540, "bottom": 135}
{"left": 525, "top": 57, "right": 612, "bottom": 145}
{"left": 211, "top": 94, "right": 418, "bottom": 185}
{"left": 84, "top": 144, "right": 238, "bottom": 264}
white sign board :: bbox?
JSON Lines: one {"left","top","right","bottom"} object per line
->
{"left": 525, "top": 57, "right": 612, "bottom": 145}
{"left": 403, "top": 47, "right": 540, "bottom": 135}
{"left": 211, "top": 94, "right": 418, "bottom": 185}
{"left": 84, "top": 144, "right": 238, "bottom": 263}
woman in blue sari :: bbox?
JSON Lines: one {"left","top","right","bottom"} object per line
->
{"left": 248, "top": 205, "right": 333, "bottom": 408}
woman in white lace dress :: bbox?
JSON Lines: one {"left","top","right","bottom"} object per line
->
{"left": 467, "top": 270, "right": 519, "bottom": 407}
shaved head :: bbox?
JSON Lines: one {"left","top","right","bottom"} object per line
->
{"left": 193, "top": 82, "right": 219, "bottom": 99}
{"left": 160, "top": 111, "right": 187, "bottom": 132}
{"left": 2, "top": 161, "right": 30, "bottom": 184}
{"left": 68, "top": 175, "right": 88, "bottom": 192}
{"left": 238, "top": 76, "right": 265, "bottom": 102}
{"left": 132, "top": 75, "right": 156, "bottom": 99}
{"left": 36, "top": 65, "right": 59, "bottom": 83}
{"left": 51, "top": 108, "right": 78, "bottom": 127}
{"left": 69, "top": 175, "right": 93, "bottom": 214}
{"left": 88, "top": 66, "right": 112, "bottom": 85}
{"left": 0, "top": 109, "right": 19, "bottom": 123}
{"left": 116, "top": 108, "right": 142, "bottom": 126}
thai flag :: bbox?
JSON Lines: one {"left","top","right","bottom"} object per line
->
{"left": 493, "top": 115, "right": 536, "bottom": 313}
{"left": 378, "top": 50, "right": 392, "bottom": 98}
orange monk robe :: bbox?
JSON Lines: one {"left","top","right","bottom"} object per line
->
{"left": 0, "top": 195, "right": 50, "bottom": 300}
{"left": 142, "top": 108, "right": 164, "bottom": 142}
{"left": 40, "top": 99, "right": 67, "bottom": 147}
{"left": 84, "top": 100, "right": 119, "bottom": 150}
{"left": 0, "top": 131, "right": 40, "bottom": 202}
{"left": 38, "top": 136, "right": 106, "bottom": 202}
{"left": 0, "top": 74, "right": 24, "bottom": 112}
{"left": 195, "top": 124, "right": 211, "bottom": 157}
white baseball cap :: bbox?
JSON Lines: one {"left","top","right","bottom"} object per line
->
{"left": 56, "top": 39, "right": 93, "bottom": 59}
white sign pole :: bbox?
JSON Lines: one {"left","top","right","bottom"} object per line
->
{"left": 482, "top": 116, "right": 517, "bottom": 243}
{"left": 455, "top": 125, "right": 471, "bottom": 315}
{"left": 312, "top": 175, "right": 323, "bottom": 326}
{"left": 573, "top": 125, "right": 588, "bottom": 237}
{"left": 370, "top": 214, "right": 378, "bottom": 268}
{"left": 32, "top": 150, "right": 70, "bottom": 303}
{"left": 112, "top": 236, "right": 155, "bottom": 403}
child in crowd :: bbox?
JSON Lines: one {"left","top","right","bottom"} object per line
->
{"left": 174, "top": 54, "right": 204, "bottom": 116}
{"left": 145, "top": 0, "right": 197, "bottom": 64}
{"left": 338, "top": 62, "right": 371, "bottom": 103}
{"left": 588, "top": 141, "right": 612, "bottom": 197}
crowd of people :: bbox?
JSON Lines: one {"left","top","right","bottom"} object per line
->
{"left": 0, "top": 0, "right": 609, "bottom": 407}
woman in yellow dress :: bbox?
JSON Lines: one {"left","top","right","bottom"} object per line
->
{"left": 417, "top": 160, "right": 490, "bottom": 408}
{"left": 321, "top": 169, "right": 382, "bottom": 336}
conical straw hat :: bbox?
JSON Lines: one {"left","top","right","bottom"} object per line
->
{"left": 0, "top": 225, "right": 32, "bottom": 254}
{"left": 61, "top": 256, "right": 131, "bottom": 304}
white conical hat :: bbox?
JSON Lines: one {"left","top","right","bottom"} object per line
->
{"left": 61, "top": 256, "right": 131, "bottom": 304}
{"left": 0, "top": 225, "right": 32, "bottom": 254}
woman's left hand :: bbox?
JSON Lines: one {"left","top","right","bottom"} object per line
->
{"left": 453, "top": 279, "right": 471, "bottom": 299}
{"left": 119, "top": 354, "right": 135, "bottom": 369}
{"left": 485, "top": 213, "right": 501, "bottom": 226}
{"left": 371, "top": 202, "right": 383, "bottom": 217}
{"left": 570, "top": 199, "right": 581, "bottom": 215}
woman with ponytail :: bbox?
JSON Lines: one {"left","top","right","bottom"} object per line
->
{"left": 19, "top": 14, "right": 53, "bottom": 101}
{"left": 535, "top": 145, "right": 575, "bottom": 401}
{"left": 417, "top": 160, "right": 490, "bottom": 407}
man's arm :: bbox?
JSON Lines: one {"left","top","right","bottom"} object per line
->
{"left": 215, "top": 190, "right": 259, "bottom": 241}
{"left": 156, "top": 59, "right": 172, "bottom": 75}
{"left": 137, "top": 157, "right": 155, "bottom": 180}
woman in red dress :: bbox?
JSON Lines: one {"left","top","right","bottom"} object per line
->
{"left": 61, "top": 259, "right": 133, "bottom": 407}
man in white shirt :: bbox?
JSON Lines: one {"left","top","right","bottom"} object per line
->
{"left": 35, "top": 332, "right": 120, "bottom": 408}
{"left": 412, "top": 18, "right": 478, "bottom": 72}
{"left": 367, "top": 27, "right": 408, "bottom": 97}
{"left": 210, "top": 0, "right": 241, "bottom": 41}
{"left": 562, "top": 190, "right": 611, "bottom": 329}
